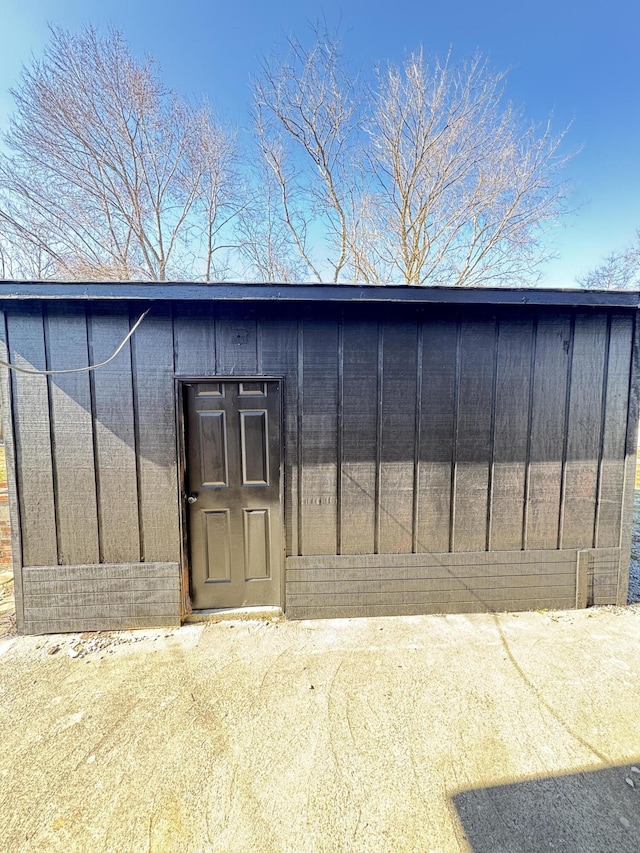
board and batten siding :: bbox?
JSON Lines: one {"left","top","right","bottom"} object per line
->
{"left": 0, "top": 300, "right": 636, "bottom": 631}
{"left": 287, "top": 306, "right": 637, "bottom": 617}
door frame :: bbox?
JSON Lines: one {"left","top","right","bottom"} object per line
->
{"left": 175, "top": 376, "right": 286, "bottom": 615}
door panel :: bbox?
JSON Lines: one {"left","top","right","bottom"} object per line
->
{"left": 204, "top": 510, "right": 231, "bottom": 581}
{"left": 243, "top": 509, "right": 270, "bottom": 580}
{"left": 198, "top": 412, "right": 228, "bottom": 486}
{"left": 186, "top": 380, "right": 282, "bottom": 609}
{"left": 240, "top": 410, "right": 269, "bottom": 484}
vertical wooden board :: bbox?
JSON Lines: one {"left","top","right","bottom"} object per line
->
{"left": 340, "top": 320, "right": 378, "bottom": 554}
{"left": 576, "top": 551, "right": 590, "bottom": 609}
{"left": 216, "top": 308, "right": 258, "bottom": 375}
{"left": 617, "top": 312, "right": 639, "bottom": 603}
{"left": 596, "top": 313, "right": 634, "bottom": 548}
{"left": 131, "top": 307, "right": 180, "bottom": 562}
{"left": 526, "top": 313, "right": 571, "bottom": 550}
{"left": 259, "top": 315, "right": 299, "bottom": 556}
{"left": 490, "top": 318, "right": 534, "bottom": 550}
{"left": 89, "top": 308, "right": 140, "bottom": 562}
{"left": 0, "top": 312, "right": 25, "bottom": 628}
{"left": 379, "top": 321, "right": 418, "bottom": 553}
{"left": 453, "top": 319, "right": 497, "bottom": 552}
{"left": 173, "top": 305, "right": 216, "bottom": 375}
{"left": 46, "top": 305, "right": 99, "bottom": 565}
{"left": 300, "top": 319, "right": 338, "bottom": 555}
{"left": 416, "top": 318, "right": 457, "bottom": 553}
{"left": 6, "top": 306, "right": 58, "bottom": 567}
{"left": 173, "top": 304, "right": 216, "bottom": 610}
{"left": 561, "top": 313, "right": 608, "bottom": 549}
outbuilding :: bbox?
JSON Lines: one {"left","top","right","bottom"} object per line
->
{"left": 0, "top": 282, "right": 638, "bottom": 635}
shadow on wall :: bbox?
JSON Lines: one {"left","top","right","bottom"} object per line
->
{"left": 4, "top": 301, "right": 632, "bottom": 469}
{"left": 452, "top": 760, "right": 640, "bottom": 852}
{"left": 3, "top": 302, "right": 637, "bottom": 576}
{"left": 0, "top": 443, "right": 14, "bottom": 638}
{"left": 0, "top": 444, "right": 10, "bottom": 568}
{"left": 629, "top": 488, "right": 640, "bottom": 603}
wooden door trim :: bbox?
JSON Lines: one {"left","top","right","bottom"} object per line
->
{"left": 175, "top": 378, "right": 191, "bottom": 618}
{"left": 175, "top": 376, "right": 286, "bottom": 614}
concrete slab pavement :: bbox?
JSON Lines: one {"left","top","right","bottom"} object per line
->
{"left": 1, "top": 605, "right": 640, "bottom": 852}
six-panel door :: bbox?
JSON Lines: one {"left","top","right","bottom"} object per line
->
{"left": 185, "top": 381, "right": 282, "bottom": 609}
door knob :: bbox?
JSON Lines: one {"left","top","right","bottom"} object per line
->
{"left": 186, "top": 493, "right": 198, "bottom": 504}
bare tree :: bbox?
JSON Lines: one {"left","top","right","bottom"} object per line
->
{"left": 1, "top": 25, "right": 573, "bottom": 286}
{"left": 252, "top": 28, "right": 363, "bottom": 283}
{"left": 253, "top": 37, "right": 571, "bottom": 286}
{"left": 0, "top": 25, "right": 240, "bottom": 281}
{"left": 235, "top": 156, "right": 308, "bottom": 282}
{"left": 361, "top": 51, "right": 571, "bottom": 286}
{"left": 0, "top": 221, "right": 59, "bottom": 280}
{"left": 577, "top": 231, "right": 640, "bottom": 290}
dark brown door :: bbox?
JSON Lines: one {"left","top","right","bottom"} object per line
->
{"left": 185, "top": 380, "right": 282, "bottom": 609}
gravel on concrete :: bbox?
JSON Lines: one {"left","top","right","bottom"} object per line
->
{"left": 1, "top": 605, "right": 640, "bottom": 852}
{"left": 628, "top": 491, "right": 640, "bottom": 604}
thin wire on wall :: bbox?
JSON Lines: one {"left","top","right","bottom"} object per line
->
{"left": 0, "top": 308, "right": 150, "bottom": 375}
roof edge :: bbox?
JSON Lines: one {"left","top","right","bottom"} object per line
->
{"left": 0, "top": 281, "right": 638, "bottom": 309}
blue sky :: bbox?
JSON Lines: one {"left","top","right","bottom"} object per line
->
{"left": 0, "top": 0, "right": 638, "bottom": 286}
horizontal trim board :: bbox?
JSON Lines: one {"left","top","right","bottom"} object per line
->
{"left": 1, "top": 282, "right": 638, "bottom": 308}
{"left": 22, "top": 616, "right": 180, "bottom": 635}
{"left": 284, "top": 547, "right": 621, "bottom": 618}
{"left": 286, "top": 568, "right": 577, "bottom": 584}
{"left": 21, "top": 561, "right": 181, "bottom": 634}
{"left": 287, "top": 588, "right": 577, "bottom": 606}
{"left": 24, "top": 578, "right": 179, "bottom": 595}
{"left": 23, "top": 562, "right": 178, "bottom": 580}
{"left": 286, "top": 549, "right": 596, "bottom": 571}
{"left": 24, "top": 590, "right": 180, "bottom": 606}
{"left": 24, "top": 601, "right": 179, "bottom": 617}
{"left": 287, "top": 574, "right": 576, "bottom": 594}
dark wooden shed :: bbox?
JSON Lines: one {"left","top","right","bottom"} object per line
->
{"left": 0, "top": 283, "right": 638, "bottom": 635}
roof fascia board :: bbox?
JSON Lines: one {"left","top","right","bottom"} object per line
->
{"left": 0, "top": 282, "right": 638, "bottom": 309}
